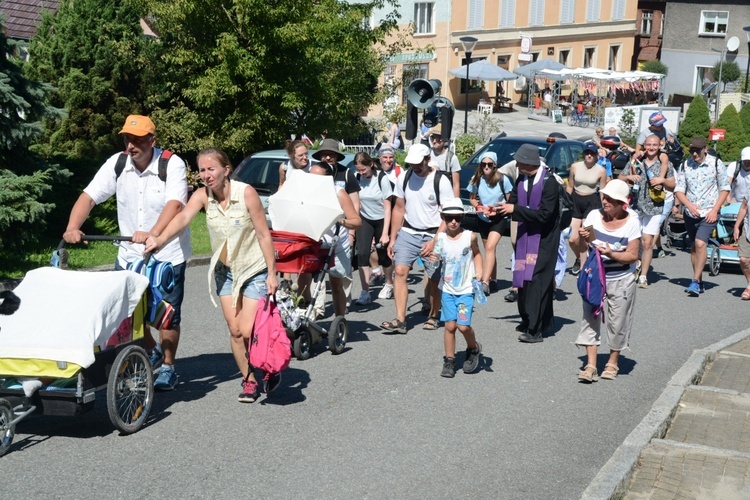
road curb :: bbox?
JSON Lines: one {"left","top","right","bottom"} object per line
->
{"left": 581, "top": 328, "right": 750, "bottom": 499}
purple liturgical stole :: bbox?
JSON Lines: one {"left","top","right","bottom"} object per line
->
{"left": 512, "top": 167, "right": 546, "bottom": 288}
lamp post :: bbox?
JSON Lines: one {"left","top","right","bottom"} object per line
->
{"left": 460, "top": 36, "right": 478, "bottom": 134}
{"left": 744, "top": 26, "right": 750, "bottom": 93}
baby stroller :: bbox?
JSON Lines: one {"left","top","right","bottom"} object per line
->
{"left": 271, "top": 230, "right": 348, "bottom": 360}
{"left": 706, "top": 202, "right": 742, "bottom": 276}
{"left": 0, "top": 236, "right": 155, "bottom": 457}
{"left": 661, "top": 208, "right": 689, "bottom": 250}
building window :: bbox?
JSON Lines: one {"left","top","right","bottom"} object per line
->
{"left": 414, "top": 3, "right": 434, "bottom": 34}
{"left": 608, "top": 45, "right": 619, "bottom": 71}
{"left": 695, "top": 66, "right": 714, "bottom": 95}
{"left": 559, "top": 49, "right": 570, "bottom": 66}
{"left": 612, "top": 0, "right": 625, "bottom": 21}
{"left": 700, "top": 11, "right": 728, "bottom": 35}
{"left": 460, "top": 56, "right": 483, "bottom": 94}
{"left": 401, "top": 63, "right": 429, "bottom": 103}
{"left": 586, "top": 0, "right": 600, "bottom": 23}
{"left": 468, "top": 0, "right": 484, "bottom": 29}
{"left": 500, "top": 0, "right": 516, "bottom": 28}
{"left": 583, "top": 47, "right": 595, "bottom": 68}
{"left": 560, "top": 0, "right": 575, "bottom": 24}
{"left": 641, "top": 11, "right": 653, "bottom": 35}
{"left": 529, "top": 0, "right": 544, "bottom": 26}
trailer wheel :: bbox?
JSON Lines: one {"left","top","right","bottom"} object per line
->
{"left": 107, "top": 345, "right": 154, "bottom": 434}
{"left": 709, "top": 244, "right": 721, "bottom": 276}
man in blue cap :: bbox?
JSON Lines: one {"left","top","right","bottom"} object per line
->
{"left": 635, "top": 111, "right": 682, "bottom": 168}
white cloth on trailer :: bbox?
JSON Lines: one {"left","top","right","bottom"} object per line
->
{"left": 0, "top": 267, "right": 149, "bottom": 369}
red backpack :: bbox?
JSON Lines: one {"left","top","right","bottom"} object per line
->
{"left": 249, "top": 297, "right": 291, "bottom": 375}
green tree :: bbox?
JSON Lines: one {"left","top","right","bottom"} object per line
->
{"left": 134, "top": 0, "right": 404, "bottom": 156}
{"left": 618, "top": 109, "right": 638, "bottom": 146}
{"left": 0, "top": 25, "right": 67, "bottom": 249}
{"left": 678, "top": 95, "right": 711, "bottom": 147}
{"left": 739, "top": 101, "right": 750, "bottom": 134}
{"left": 25, "top": 0, "right": 158, "bottom": 162}
{"left": 713, "top": 104, "right": 747, "bottom": 162}
{"left": 641, "top": 60, "right": 668, "bottom": 76}
{"left": 712, "top": 60, "right": 741, "bottom": 91}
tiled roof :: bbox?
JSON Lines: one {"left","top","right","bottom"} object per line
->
{"left": 1, "top": 0, "right": 59, "bottom": 41}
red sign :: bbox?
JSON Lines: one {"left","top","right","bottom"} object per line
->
{"left": 709, "top": 128, "right": 725, "bottom": 141}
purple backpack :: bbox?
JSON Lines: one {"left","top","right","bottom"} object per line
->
{"left": 577, "top": 247, "right": 606, "bottom": 320}
{"left": 250, "top": 297, "right": 292, "bottom": 375}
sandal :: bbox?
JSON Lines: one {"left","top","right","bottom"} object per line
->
{"left": 423, "top": 316, "right": 440, "bottom": 330}
{"left": 741, "top": 288, "right": 750, "bottom": 301}
{"left": 600, "top": 363, "right": 619, "bottom": 380}
{"left": 380, "top": 318, "right": 407, "bottom": 334}
{"left": 578, "top": 364, "right": 599, "bottom": 383}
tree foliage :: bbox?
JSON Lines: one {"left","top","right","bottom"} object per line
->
{"left": 739, "top": 101, "right": 750, "bottom": 134}
{"left": 712, "top": 60, "right": 741, "bottom": 90}
{"left": 678, "top": 94, "right": 711, "bottom": 148}
{"left": 713, "top": 104, "right": 747, "bottom": 162}
{"left": 641, "top": 60, "right": 668, "bottom": 77}
{"left": 25, "top": 0, "right": 158, "bottom": 162}
{"left": 0, "top": 26, "right": 67, "bottom": 249}
{"left": 134, "top": 0, "right": 404, "bottom": 156}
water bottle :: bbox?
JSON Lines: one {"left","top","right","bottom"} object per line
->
{"left": 472, "top": 279, "right": 488, "bottom": 305}
{"left": 632, "top": 164, "right": 642, "bottom": 195}
{"left": 375, "top": 243, "right": 383, "bottom": 250}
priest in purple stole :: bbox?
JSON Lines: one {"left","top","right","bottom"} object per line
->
{"left": 496, "top": 144, "right": 561, "bottom": 343}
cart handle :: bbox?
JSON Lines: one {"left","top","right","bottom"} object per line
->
{"left": 54, "top": 236, "right": 152, "bottom": 271}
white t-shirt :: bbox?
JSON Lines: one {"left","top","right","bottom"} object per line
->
{"left": 434, "top": 230, "right": 474, "bottom": 295}
{"left": 393, "top": 170, "right": 455, "bottom": 235}
{"left": 583, "top": 209, "right": 642, "bottom": 281}
{"left": 728, "top": 162, "right": 750, "bottom": 203}
{"left": 84, "top": 149, "right": 191, "bottom": 268}
{"left": 358, "top": 172, "right": 393, "bottom": 220}
{"left": 431, "top": 149, "right": 461, "bottom": 175}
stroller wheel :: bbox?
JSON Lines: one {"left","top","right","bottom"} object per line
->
{"left": 663, "top": 237, "right": 672, "bottom": 250}
{"left": 0, "top": 399, "right": 15, "bottom": 457}
{"left": 293, "top": 330, "right": 312, "bottom": 361}
{"left": 328, "top": 316, "right": 348, "bottom": 355}
{"left": 709, "top": 245, "right": 721, "bottom": 276}
{"left": 107, "top": 345, "right": 154, "bottom": 434}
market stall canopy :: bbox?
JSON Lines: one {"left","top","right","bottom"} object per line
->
{"left": 513, "top": 59, "right": 569, "bottom": 79}
{"left": 448, "top": 59, "right": 518, "bottom": 81}
{"left": 536, "top": 68, "right": 665, "bottom": 82}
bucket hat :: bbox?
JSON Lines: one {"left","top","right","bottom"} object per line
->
{"left": 514, "top": 144, "right": 541, "bottom": 166}
{"left": 600, "top": 179, "right": 630, "bottom": 204}
{"left": 312, "top": 138, "right": 345, "bottom": 162}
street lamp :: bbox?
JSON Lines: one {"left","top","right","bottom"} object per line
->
{"left": 460, "top": 36, "right": 478, "bottom": 134}
{"left": 744, "top": 26, "right": 750, "bottom": 93}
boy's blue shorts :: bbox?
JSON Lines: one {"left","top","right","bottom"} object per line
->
{"left": 440, "top": 292, "right": 474, "bottom": 326}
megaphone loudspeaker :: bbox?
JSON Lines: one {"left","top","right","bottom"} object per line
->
{"left": 407, "top": 79, "right": 442, "bottom": 109}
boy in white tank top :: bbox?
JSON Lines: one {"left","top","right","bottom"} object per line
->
{"left": 430, "top": 199, "right": 484, "bottom": 378}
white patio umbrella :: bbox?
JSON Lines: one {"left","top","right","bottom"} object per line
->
{"left": 513, "top": 59, "right": 569, "bottom": 80}
{"left": 448, "top": 59, "right": 518, "bottom": 81}
{"left": 268, "top": 172, "right": 343, "bottom": 241}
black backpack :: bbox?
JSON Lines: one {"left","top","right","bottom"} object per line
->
{"left": 356, "top": 170, "right": 389, "bottom": 193}
{"left": 114, "top": 150, "right": 173, "bottom": 182}
{"left": 401, "top": 168, "right": 445, "bottom": 207}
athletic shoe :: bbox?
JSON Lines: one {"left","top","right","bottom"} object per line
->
{"left": 263, "top": 372, "right": 281, "bottom": 394}
{"left": 463, "top": 342, "right": 483, "bottom": 374}
{"left": 154, "top": 365, "right": 177, "bottom": 391}
{"left": 571, "top": 259, "right": 581, "bottom": 276}
{"left": 637, "top": 276, "right": 648, "bottom": 288}
{"left": 656, "top": 249, "right": 667, "bottom": 259}
{"left": 489, "top": 280, "right": 500, "bottom": 293}
{"left": 699, "top": 282, "right": 705, "bottom": 294}
{"left": 354, "top": 290, "right": 372, "bottom": 305}
{"left": 686, "top": 280, "right": 701, "bottom": 297}
{"left": 441, "top": 357, "right": 456, "bottom": 378}
{"left": 504, "top": 289, "right": 518, "bottom": 303}
{"left": 238, "top": 378, "right": 259, "bottom": 403}
{"left": 369, "top": 266, "right": 384, "bottom": 285}
{"left": 378, "top": 283, "right": 394, "bottom": 299}
{"left": 481, "top": 282, "right": 490, "bottom": 296}
{"left": 147, "top": 345, "right": 163, "bottom": 368}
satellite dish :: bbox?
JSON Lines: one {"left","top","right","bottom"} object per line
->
{"left": 727, "top": 36, "right": 740, "bottom": 52}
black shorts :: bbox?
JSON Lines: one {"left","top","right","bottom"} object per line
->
{"left": 683, "top": 213, "right": 716, "bottom": 243}
{"left": 477, "top": 216, "right": 509, "bottom": 239}
{"left": 572, "top": 191, "right": 602, "bottom": 219}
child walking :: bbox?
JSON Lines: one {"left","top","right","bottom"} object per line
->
{"left": 431, "top": 199, "right": 484, "bottom": 378}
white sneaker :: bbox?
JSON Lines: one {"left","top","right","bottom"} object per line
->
{"left": 354, "top": 290, "right": 372, "bottom": 305}
{"left": 378, "top": 283, "right": 394, "bottom": 299}
{"left": 369, "top": 267, "right": 384, "bottom": 285}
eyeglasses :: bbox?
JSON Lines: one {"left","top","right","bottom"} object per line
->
{"left": 443, "top": 214, "right": 464, "bottom": 222}
{"left": 431, "top": 136, "right": 444, "bottom": 142}
{"left": 480, "top": 162, "right": 495, "bottom": 168}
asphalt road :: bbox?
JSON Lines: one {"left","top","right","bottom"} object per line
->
{"left": 1, "top": 238, "right": 748, "bottom": 499}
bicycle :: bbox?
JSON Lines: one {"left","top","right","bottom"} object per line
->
{"left": 567, "top": 109, "right": 590, "bottom": 128}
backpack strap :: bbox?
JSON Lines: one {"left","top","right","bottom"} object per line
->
{"left": 433, "top": 169, "right": 443, "bottom": 207}
{"left": 377, "top": 170, "right": 387, "bottom": 193}
{"left": 115, "top": 150, "right": 171, "bottom": 183}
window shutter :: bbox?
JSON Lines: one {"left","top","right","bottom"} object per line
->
{"left": 560, "top": 0, "right": 575, "bottom": 24}
{"left": 469, "top": 0, "right": 485, "bottom": 29}
{"left": 530, "top": 0, "right": 544, "bottom": 26}
{"left": 586, "top": 0, "right": 600, "bottom": 22}
{"left": 500, "top": 0, "right": 516, "bottom": 28}
{"left": 612, "top": 0, "right": 625, "bottom": 21}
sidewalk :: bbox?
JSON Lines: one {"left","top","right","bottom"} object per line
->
{"left": 582, "top": 328, "right": 750, "bottom": 499}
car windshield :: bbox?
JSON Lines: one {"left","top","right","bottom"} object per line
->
{"left": 459, "top": 140, "right": 551, "bottom": 196}
{"left": 233, "top": 157, "right": 284, "bottom": 195}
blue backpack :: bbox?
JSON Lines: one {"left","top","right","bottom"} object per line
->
{"left": 577, "top": 246, "right": 606, "bottom": 320}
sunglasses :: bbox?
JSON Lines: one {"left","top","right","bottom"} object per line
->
{"left": 431, "top": 136, "right": 444, "bottom": 142}
{"left": 443, "top": 214, "right": 464, "bottom": 222}
{"left": 689, "top": 148, "right": 703, "bottom": 154}
{"left": 480, "top": 162, "right": 495, "bottom": 167}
